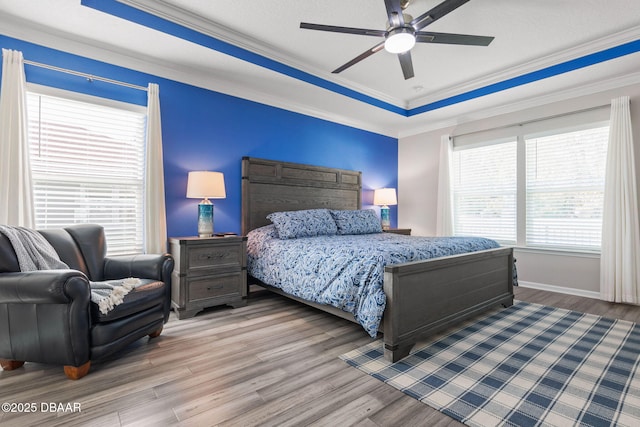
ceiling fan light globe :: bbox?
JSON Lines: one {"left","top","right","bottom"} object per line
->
{"left": 384, "top": 30, "right": 416, "bottom": 53}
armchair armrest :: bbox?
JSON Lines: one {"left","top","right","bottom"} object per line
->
{"left": 0, "top": 270, "right": 90, "bottom": 304}
{"left": 0, "top": 270, "right": 92, "bottom": 368}
{"left": 103, "top": 254, "right": 174, "bottom": 282}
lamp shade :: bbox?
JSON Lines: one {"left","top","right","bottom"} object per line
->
{"left": 186, "top": 171, "right": 226, "bottom": 199}
{"left": 373, "top": 188, "right": 397, "bottom": 206}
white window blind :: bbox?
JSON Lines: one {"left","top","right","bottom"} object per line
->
{"left": 452, "top": 141, "right": 517, "bottom": 243}
{"left": 27, "top": 91, "right": 146, "bottom": 256}
{"left": 525, "top": 126, "right": 609, "bottom": 250}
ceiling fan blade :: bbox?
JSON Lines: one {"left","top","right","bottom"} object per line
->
{"left": 333, "top": 42, "right": 386, "bottom": 74}
{"left": 410, "top": 0, "right": 470, "bottom": 30}
{"left": 416, "top": 31, "right": 494, "bottom": 46}
{"left": 300, "top": 22, "right": 385, "bottom": 37}
{"left": 398, "top": 51, "right": 414, "bottom": 80}
{"left": 384, "top": 0, "right": 405, "bottom": 26}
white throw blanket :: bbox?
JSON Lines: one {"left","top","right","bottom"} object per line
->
{"left": 0, "top": 225, "right": 139, "bottom": 314}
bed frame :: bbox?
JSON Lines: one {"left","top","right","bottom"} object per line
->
{"left": 242, "top": 157, "right": 514, "bottom": 362}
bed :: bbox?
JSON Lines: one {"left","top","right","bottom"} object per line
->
{"left": 242, "top": 157, "right": 514, "bottom": 362}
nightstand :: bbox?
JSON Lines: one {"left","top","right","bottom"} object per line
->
{"left": 169, "top": 235, "right": 247, "bottom": 319}
{"left": 383, "top": 228, "right": 412, "bottom": 235}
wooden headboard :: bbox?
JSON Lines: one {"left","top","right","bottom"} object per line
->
{"left": 241, "top": 157, "right": 362, "bottom": 235}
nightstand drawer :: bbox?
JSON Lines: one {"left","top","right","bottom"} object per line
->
{"left": 188, "top": 273, "right": 244, "bottom": 301}
{"left": 187, "top": 243, "right": 243, "bottom": 271}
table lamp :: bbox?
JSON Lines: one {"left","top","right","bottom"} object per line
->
{"left": 186, "top": 171, "right": 226, "bottom": 237}
{"left": 373, "top": 188, "right": 397, "bottom": 230}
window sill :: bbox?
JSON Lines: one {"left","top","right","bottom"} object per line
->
{"left": 507, "top": 245, "right": 600, "bottom": 259}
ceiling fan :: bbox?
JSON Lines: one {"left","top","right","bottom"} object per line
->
{"left": 300, "top": 0, "right": 494, "bottom": 80}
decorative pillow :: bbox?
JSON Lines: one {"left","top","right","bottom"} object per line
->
{"left": 247, "top": 224, "right": 279, "bottom": 241}
{"left": 266, "top": 209, "right": 338, "bottom": 239}
{"left": 330, "top": 209, "right": 383, "bottom": 235}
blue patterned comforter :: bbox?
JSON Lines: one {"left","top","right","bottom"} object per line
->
{"left": 247, "top": 225, "right": 501, "bottom": 337}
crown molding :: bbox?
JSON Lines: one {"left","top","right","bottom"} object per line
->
{"left": 117, "top": 0, "right": 405, "bottom": 109}
{"left": 407, "top": 25, "right": 640, "bottom": 110}
{"left": 398, "top": 71, "right": 640, "bottom": 139}
{"left": 0, "top": 14, "right": 172, "bottom": 84}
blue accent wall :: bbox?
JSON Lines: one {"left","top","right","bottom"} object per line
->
{"left": 1, "top": 35, "right": 398, "bottom": 238}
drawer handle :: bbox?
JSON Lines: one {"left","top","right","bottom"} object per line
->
{"left": 201, "top": 253, "right": 226, "bottom": 260}
{"left": 207, "top": 285, "right": 224, "bottom": 291}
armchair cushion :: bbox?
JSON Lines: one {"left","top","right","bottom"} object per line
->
{"left": 91, "top": 279, "right": 165, "bottom": 322}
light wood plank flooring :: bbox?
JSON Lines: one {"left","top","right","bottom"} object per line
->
{"left": 2, "top": 286, "right": 640, "bottom": 426}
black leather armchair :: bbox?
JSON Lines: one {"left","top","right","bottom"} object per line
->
{"left": 0, "top": 224, "right": 173, "bottom": 379}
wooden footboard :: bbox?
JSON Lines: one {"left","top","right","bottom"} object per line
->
{"left": 382, "top": 246, "right": 514, "bottom": 362}
{"left": 250, "top": 246, "right": 514, "bottom": 363}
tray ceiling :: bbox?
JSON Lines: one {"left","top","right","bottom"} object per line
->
{"left": 1, "top": 0, "right": 639, "bottom": 137}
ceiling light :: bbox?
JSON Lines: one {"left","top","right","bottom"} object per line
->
{"left": 384, "top": 27, "right": 416, "bottom": 54}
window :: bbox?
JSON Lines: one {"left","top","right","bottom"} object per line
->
{"left": 452, "top": 111, "right": 609, "bottom": 252}
{"left": 26, "top": 90, "right": 146, "bottom": 256}
{"left": 452, "top": 141, "right": 517, "bottom": 243}
{"left": 525, "top": 127, "right": 608, "bottom": 250}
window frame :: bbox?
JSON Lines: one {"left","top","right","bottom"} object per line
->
{"left": 451, "top": 108, "right": 610, "bottom": 254}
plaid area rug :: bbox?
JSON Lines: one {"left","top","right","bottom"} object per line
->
{"left": 341, "top": 302, "right": 640, "bottom": 427}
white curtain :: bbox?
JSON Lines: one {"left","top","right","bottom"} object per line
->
{"left": 0, "top": 49, "right": 35, "bottom": 228}
{"left": 600, "top": 96, "right": 640, "bottom": 303}
{"left": 436, "top": 134, "right": 453, "bottom": 236}
{"left": 144, "top": 83, "right": 168, "bottom": 254}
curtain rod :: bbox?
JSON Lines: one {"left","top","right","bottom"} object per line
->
{"left": 451, "top": 104, "right": 610, "bottom": 140}
{"left": 23, "top": 59, "right": 148, "bottom": 92}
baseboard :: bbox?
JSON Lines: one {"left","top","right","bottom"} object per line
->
{"left": 518, "top": 281, "right": 601, "bottom": 300}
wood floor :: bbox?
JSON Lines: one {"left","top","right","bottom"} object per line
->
{"left": 2, "top": 286, "right": 640, "bottom": 427}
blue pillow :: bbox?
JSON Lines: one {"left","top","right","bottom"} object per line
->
{"left": 330, "top": 209, "right": 382, "bottom": 235}
{"left": 266, "top": 209, "right": 338, "bottom": 239}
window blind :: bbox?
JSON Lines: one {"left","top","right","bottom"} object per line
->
{"left": 27, "top": 92, "right": 146, "bottom": 256}
{"left": 452, "top": 141, "right": 517, "bottom": 243}
{"left": 525, "top": 126, "right": 609, "bottom": 250}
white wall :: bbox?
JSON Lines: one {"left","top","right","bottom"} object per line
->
{"left": 399, "top": 83, "right": 640, "bottom": 297}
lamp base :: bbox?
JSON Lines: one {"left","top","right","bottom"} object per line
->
{"left": 380, "top": 205, "right": 390, "bottom": 230}
{"left": 197, "top": 202, "right": 214, "bottom": 238}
